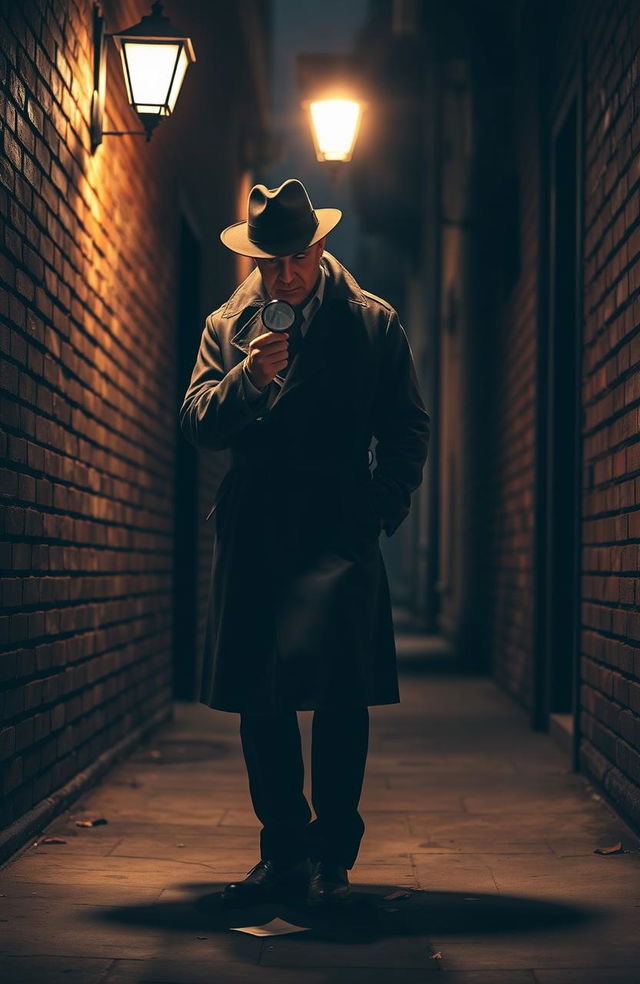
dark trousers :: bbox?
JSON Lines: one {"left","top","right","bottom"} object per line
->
{"left": 239, "top": 705, "right": 369, "bottom": 869}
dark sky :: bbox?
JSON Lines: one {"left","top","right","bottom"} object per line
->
{"left": 259, "top": 0, "right": 370, "bottom": 271}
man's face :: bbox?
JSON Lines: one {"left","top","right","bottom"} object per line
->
{"left": 255, "top": 236, "right": 326, "bottom": 306}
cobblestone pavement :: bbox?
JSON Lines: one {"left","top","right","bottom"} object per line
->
{"left": 1, "top": 634, "right": 639, "bottom": 984}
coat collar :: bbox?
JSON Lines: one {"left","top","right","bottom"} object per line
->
{"left": 222, "top": 250, "right": 368, "bottom": 320}
{"left": 225, "top": 251, "right": 369, "bottom": 411}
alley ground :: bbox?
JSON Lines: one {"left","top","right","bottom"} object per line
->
{"left": 1, "top": 630, "right": 639, "bottom": 984}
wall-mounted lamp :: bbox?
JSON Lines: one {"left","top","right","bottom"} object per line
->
{"left": 90, "top": 2, "right": 196, "bottom": 153}
{"left": 305, "top": 98, "right": 364, "bottom": 163}
{"left": 297, "top": 54, "right": 366, "bottom": 176}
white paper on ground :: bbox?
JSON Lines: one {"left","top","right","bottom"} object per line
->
{"left": 229, "top": 917, "right": 311, "bottom": 937}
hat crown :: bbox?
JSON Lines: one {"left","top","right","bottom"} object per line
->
{"left": 247, "top": 179, "right": 319, "bottom": 254}
{"left": 219, "top": 176, "right": 342, "bottom": 258}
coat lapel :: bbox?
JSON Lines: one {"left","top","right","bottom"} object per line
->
{"left": 229, "top": 306, "right": 266, "bottom": 357}
{"left": 224, "top": 252, "right": 368, "bottom": 411}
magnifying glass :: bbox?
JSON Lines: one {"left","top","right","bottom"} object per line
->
{"left": 261, "top": 299, "right": 296, "bottom": 332}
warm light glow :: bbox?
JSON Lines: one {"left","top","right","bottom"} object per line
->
{"left": 167, "top": 45, "right": 189, "bottom": 112}
{"left": 308, "top": 99, "right": 363, "bottom": 162}
{"left": 119, "top": 41, "right": 181, "bottom": 115}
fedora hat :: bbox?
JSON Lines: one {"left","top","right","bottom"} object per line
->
{"left": 220, "top": 178, "right": 342, "bottom": 258}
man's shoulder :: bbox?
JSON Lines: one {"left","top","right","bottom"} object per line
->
{"left": 206, "top": 268, "right": 266, "bottom": 327}
{"left": 323, "top": 252, "right": 395, "bottom": 322}
{"left": 360, "top": 289, "right": 396, "bottom": 319}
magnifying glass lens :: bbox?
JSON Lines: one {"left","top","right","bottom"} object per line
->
{"left": 262, "top": 299, "right": 296, "bottom": 332}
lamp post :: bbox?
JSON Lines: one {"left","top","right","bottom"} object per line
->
{"left": 91, "top": 2, "right": 196, "bottom": 153}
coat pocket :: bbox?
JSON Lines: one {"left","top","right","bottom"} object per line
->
{"left": 342, "top": 478, "right": 381, "bottom": 537}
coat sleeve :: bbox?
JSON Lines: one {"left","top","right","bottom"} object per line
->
{"left": 179, "top": 311, "right": 270, "bottom": 451}
{"left": 370, "top": 309, "right": 431, "bottom": 537}
{"left": 242, "top": 361, "right": 269, "bottom": 402}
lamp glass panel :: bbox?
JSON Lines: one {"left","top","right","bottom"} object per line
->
{"left": 309, "top": 99, "right": 361, "bottom": 161}
{"left": 167, "top": 46, "right": 189, "bottom": 112}
{"left": 121, "top": 41, "right": 180, "bottom": 112}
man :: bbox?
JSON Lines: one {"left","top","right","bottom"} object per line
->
{"left": 180, "top": 178, "right": 430, "bottom": 908}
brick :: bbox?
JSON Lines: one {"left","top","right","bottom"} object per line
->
{"left": 14, "top": 716, "right": 34, "bottom": 752}
{"left": 0, "top": 727, "right": 16, "bottom": 760}
{"left": 4, "top": 129, "right": 22, "bottom": 170}
{"left": 32, "top": 710, "right": 50, "bottom": 742}
{"left": 2, "top": 756, "right": 24, "bottom": 795}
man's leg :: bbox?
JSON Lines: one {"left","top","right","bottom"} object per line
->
{"left": 239, "top": 708, "right": 312, "bottom": 863}
{"left": 307, "top": 704, "right": 370, "bottom": 869}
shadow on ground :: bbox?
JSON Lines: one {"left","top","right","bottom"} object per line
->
{"left": 87, "top": 882, "right": 597, "bottom": 944}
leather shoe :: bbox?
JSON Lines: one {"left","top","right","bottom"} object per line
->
{"left": 307, "top": 860, "right": 351, "bottom": 904}
{"left": 221, "top": 857, "right": 310, "bottom": 907}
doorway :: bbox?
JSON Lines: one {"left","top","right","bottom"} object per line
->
{"left": 535, "top": 62, "right": 583, "bottom": 770}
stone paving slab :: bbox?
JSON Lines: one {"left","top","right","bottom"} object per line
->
{"left": 0, "top": 895, "right": 263, "bottom": 962}
{"left": 106, "top": 838, "right": 262, "bottom": 863}
{"left": 487, "top": 855, "right": 640, "bottom": 900}
{"left": 9, "top": 836, "right": 124, "bottom": 858}
{"left": 0, "top": 880, "right": 164, "bottom": 905}
{"left": 51, "top": 805, "right": 228, "bottom": 826}
{"left": 419, "top": 972, "right": 536, "bottom": 983}
{"left": 460, "top": 794, "right": 605, "bottom": 814}
{"left": 257, "top": 934, "right": 436, "bottom": 967}
{"left": 532, "top": 970, "right": 640, "bottom": 984}
{"left": 0, "top": 956, "right": 113, "bottom": 984}
{"left": 413, "top": 861, "right": 499, "bottom": 893}
{"left": 430, "top": 934, "right": 640, "bottom": 971}
{"left": 370, "top": 756, "right": 520, "bottom": 774}
{"left": 412, "top": 841, "right": 554, "bottom": 854}
{"left": 0, "top": 855, "right": 224, "bottom": 887}
{"left": 406, "top": 811, "right": 630, "bottom": 840}
{"left": 347, "top": 864, "right": 417, "bottom": 887}
{"left": 361, "top": 788, "right": 466, "bottom": 810}
{"left": 102, "top": 961, "right": 443, "bottom": 983}
{"left": 545, "top": 837, "right": 633, "bottom": 857}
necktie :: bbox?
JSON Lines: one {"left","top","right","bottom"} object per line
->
{"left": 280, "top": 309, "right": 304, "bottom": 377}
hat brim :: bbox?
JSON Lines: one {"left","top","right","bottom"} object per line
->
{"left": 219, "top": 208, "right": 342, "bottom": 258}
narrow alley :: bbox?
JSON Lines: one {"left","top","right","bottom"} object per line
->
{"left": 1, "top": 626, "right": 638, "bottom": 984}
{"left": 3, "top": 1, "right": 640, "bottom": 981}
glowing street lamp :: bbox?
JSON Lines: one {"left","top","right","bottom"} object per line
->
{"left": 297, "top": 54, "right": 366, "bottom": 172}
{"left": 90, "top": 2, "right": 196, "bottom": 152}
{"left": 305, "top": 98, "right": 364, "bottom": 163}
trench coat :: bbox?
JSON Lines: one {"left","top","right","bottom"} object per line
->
{"left": 179, "top": 251, "right": 430, "bottom": 713}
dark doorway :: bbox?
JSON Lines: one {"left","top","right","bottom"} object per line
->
{"left": 535, "top": 68, "right": 583, "bottom": 767}
{"left": 173, "top": 215, "right": 202, "bottom": 699}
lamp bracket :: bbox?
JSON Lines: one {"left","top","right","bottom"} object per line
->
{"left": 89, "top": 5, "right": 155, "bottom": 150}
{"left": 90, "top": 4, "right": 107, "bottom": 153}
{"left": 102, "top": 129, "right": 151, "bottom": 142}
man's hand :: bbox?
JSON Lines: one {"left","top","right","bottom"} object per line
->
{"left": 245, "top": 330, "right": 289, "bottom": 389}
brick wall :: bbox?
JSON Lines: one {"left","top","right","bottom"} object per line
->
{"left": 579, "top": 0, "right": 640, "bottom": 826}
{"left": 485, "top": 0, "right": 640, "bottom": 828}
{"left": 361, "top": 0, "right": 640, "bottom": 830}
{"left": 480, "top": 6, "right": 541, "bottom": 710}
{"left": 0, "top": 0, "right": 270, "bottom": 845}
{"left": 0, "top": 0, "right": 182, "bottom": 833}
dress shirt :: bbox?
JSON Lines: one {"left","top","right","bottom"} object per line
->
{"left": 241, "top": 265, "right": 326, "bottom": 403}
